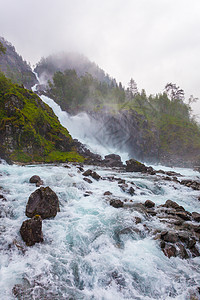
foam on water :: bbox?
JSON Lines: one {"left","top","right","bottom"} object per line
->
{"left": 0, "top": 162, "right": 200, "bottom": 299}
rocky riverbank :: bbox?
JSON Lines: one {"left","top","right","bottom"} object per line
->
{"left": 1, "top": 158, "right": 200, "bottom": 299}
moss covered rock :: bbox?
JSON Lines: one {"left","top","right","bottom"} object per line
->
{"left": 0, "top": 73, "right": 84, "bottom": 163}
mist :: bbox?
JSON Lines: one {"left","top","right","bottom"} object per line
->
{"left": 1, "top": 0, "right": 200, "bottom": 116}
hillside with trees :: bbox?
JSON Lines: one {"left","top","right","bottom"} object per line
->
{"left": 45, "top": 66, "right": 200, "bottom": 167}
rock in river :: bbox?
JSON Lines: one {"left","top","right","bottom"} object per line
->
{"left": 26, "top": 186, "right": 60, "bottom": 219}
{"left": 20, "top": 215, "right": 43, "bottom": 246}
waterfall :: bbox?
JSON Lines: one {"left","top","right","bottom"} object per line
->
{"left": 32, "top": 75, "right": 129, "bottom": 162}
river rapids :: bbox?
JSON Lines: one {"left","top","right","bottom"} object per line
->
{"left": 0, "top": 85, "right": 200, "bottom": 299}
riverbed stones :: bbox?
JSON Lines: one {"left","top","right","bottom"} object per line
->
{"left": 20, "top": 215, "right": 43, "bottom": 246}
{"left": 26, "top": 186, "right": 60, "bottom": 219}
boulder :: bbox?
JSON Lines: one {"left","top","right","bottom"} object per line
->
{"left": 110, "top": 199, "right": 124, "bottom": 208}
{"left": 175, "top": 211, "right": 191, "bottom": 221}
{"left": 192, "top": 212, "right": 200, "bottom": 222}
{"left": 144, "top": 200, "right": 155, "bottom": 208}
{"left": 83, "top": 169, "right": 101, "bottom": 180}
{"left": 103, "top": 154, "right": 123, "bottom": 167}
{"left": 20, "top": 215, "right": 43, "bottom": 246}
{"left": 163, "top": 200, "right": 185, "bottom": 211}
{"left": 26, "top": 186, "right": 60, "bottom": 219}
{"left": 161, "top": 231, "right": 178, "bottom": 243}
{"left": 29, "top": 175, "right": 44, "bottom": 187}
{"left": 126, "top": 159, "right": 147, "bottom": 172}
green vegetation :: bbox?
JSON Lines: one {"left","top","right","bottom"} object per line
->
{"left": 47, "top": 70, "right": 125, "bottom": 111}
{"left": 0, "top": 73, "right": 84, "bottom": 163}
{"left": 47, "top": 69, "right": 200, "bottom": 165}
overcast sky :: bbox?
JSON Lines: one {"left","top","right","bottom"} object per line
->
{"left": 1, "top": 0, "right": 200, "bottom": 116}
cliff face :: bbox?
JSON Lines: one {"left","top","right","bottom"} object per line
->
{"left": 86, "top": 109, "right": 159, "bottom": 163}
{"left": 86, "top": 109, "right": 200, "bottom": 167}
{"left": 0, "top": 37, "right": 37, "bottom": 89}
{"left": 0, "top": 74, "right": 84, "bottom": 164}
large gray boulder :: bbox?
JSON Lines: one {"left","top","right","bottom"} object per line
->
{"left": 26, "top": 186, "right": 60, "bottom": 219}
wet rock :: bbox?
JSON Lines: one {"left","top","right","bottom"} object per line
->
{"left": 190, "top": 245, "right": 200, "bottom": 257}
{"left": 103, "top": 154, "right": 123, "bottom": 167}
{"left": 128, "top": 186, "right": 135, "bottom": 196}
{"left": 26, "top": 186, "right": 60, "bottom": 219}
{"left": 119, "top": 184, "right": 135, "bottom": 196}
{"left": 63, "top": 164, "right": 70, "bottom": 168}
{"left": 110, "top": 199, "right": 124, "bottom": 208}
{"left": 117, "top": 179, "right": 126, "bottom": 184}
{"left": 82, "top": 169, "right": 101, "bottom": 180}
{"left": 20, "top": 215, "right": 43, "bottom": 246}
{"left": 82, "top": 169, "right": 93, "bottom": 176}
{"left": 192, "top": 225, "right": 200, "bottom": 233}
{"left": 125, "top": 159, "right": 147, "bottom": 172}
{"left": 163, "top": 200, "right": 185, "bottom": 211}
{"left": 83, "top": 177, "right": 92, "bottom": 184}
{"left": 144, "top": 200, "right": 155, "bottom": 208}
{"left": 146, "top": 209, "right": 157, "bottom": 216}
{"left": 177, "top": 243, "right": 189, "bottom": 259}
{"left": 180, "top": 180, "right": 200, "bottom": 190}
{"left": 91, "top": 171, "right": 101, "bottom": 180}
{"left": 161, "top": 231, "right": 179, "bottom": 243}
{"left": 104, "top": 191, "right": 113, "bottom": 196}
{"left": 187, "top": 238, "right": 196, "bottom": 249}
{"left": 134, "top": 216, "right": 142, "bottom": 224}
{"left": 77, "top": 166, "right": 84, "bottom": 172}
{"left": 160, "top": 241, "right": 165, "bottom": 248}
{"left": 163, "top": 244, "right": 177, "bottom": 258}
{"left": 192, "top": 212, "right": 200, "bottom": 222}
{"left": 177, "top": 232, "right": 190, "bottom": 243}
{"left": 166, "top": 171, "right": 182, "bottom": 177}
{"left": 29, "top": 175, "right": 44, "bottom": 187}
{"left": 175, "top": 211, "right": 191, "bottom": 221}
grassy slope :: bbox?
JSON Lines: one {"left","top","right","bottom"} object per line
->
{"left": 0, "top": 73, "right": 84, "bottom": 163}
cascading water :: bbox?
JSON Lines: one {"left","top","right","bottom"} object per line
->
{"left": 40, "top": 94, "right": 129, "bottom": 163}
{"left": 0, "top": 74, "right": 199, "bottom": 299}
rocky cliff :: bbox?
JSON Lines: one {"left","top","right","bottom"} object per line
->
{"left": 85, "top": 108, "right": 200, "bottom": 167}
{"left": 0, "top": 37, "right": 37, "bottom": 89}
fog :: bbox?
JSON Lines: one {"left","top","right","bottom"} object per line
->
{"left": 1, "top": 0, "right": 200, "bottom": 117}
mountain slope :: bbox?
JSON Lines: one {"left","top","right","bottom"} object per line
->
{"left": 0, "top": 37, "right": 37, "bottom": 89}
{"left": 0, "top": 73, "right": 84, "bottom": 164}
{"left": 34, "top": 52, "right": 114, "bottom": 85}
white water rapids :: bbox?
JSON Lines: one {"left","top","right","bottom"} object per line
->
{"left": 0, "top": 80, "right": 199, "bottom": 299}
